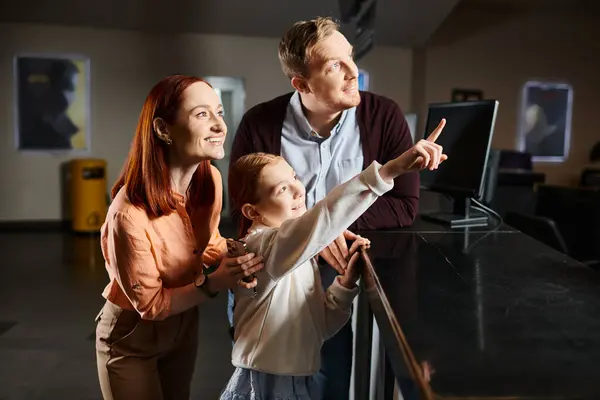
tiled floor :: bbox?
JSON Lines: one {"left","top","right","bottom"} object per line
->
{"left": 0, "top": 229, "right": 236, "bottom": 399}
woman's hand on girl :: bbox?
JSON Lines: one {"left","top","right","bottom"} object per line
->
{"left": 209, "top": 253, "right": 264, "bottom": 291}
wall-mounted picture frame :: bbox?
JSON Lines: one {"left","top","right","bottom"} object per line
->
{"left": 14, "top": 53, "right": 91, "bottom": 153}
{"left": 517, "top": 81, "right": 573, "bottom": 163}
{"left": 358, "top": 69, "right": 370, "bottom": 91}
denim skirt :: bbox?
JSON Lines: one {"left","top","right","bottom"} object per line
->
{"left": 220, "top": 367, "right": 322, "bottom": 400}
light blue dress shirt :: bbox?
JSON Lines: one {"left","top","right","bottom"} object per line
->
{"left": 281, "top": 92, "right": 364, "bottom": 209}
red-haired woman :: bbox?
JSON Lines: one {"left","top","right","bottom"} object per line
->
{"left": 95, "top": 75, "right": 264, "bottom": 400}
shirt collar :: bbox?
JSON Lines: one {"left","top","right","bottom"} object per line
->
{"left": 289, "top": 91, "right": 349, "bottom": 140}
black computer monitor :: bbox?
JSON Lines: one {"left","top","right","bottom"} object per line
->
{"left": 420, "top": 100, "right": 499, "bottom": 227}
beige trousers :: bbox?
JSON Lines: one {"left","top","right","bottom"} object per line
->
{"left": 95, "top": 300, "right": 199, "bottom": 400}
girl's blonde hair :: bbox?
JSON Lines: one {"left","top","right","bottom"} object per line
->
{"left": 229, "top": 152, "right": 283, "bottom": 238}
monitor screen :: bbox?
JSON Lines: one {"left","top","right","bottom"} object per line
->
{"left": 420, "top": 100, "right": 499, "bottom": 199}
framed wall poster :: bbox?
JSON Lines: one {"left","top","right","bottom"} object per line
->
{"left": 517, "top": 81, "right": 573, "bottom": 162}
{"left": 14, "top": 53, "right": 91, "bottom": 153}
{"left": 358, "top": 69, "right": 369, "bottom": 91}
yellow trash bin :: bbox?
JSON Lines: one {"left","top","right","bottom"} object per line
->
{"left": 70, "top": 159, "right": 107, "bottom": 233}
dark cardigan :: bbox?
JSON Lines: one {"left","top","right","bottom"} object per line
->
{"left": 229, "top": 91, "right": 419, "bottom": 231}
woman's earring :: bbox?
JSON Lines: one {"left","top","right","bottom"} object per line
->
{"left": 165, "top": 137, "right": 172, "bottom": 145}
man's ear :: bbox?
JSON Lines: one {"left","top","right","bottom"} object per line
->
{"left": 291, "top": 76, "right": 311, "bottom": 94}
{"left": 241, "top": 203, "right": 262, "bottom": 223}
{"left": 152, "top": 117, "right": 171, "bottom": 144}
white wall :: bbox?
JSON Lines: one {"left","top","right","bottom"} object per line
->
{"left": 358, "top": 44, "right": 413, "bottom": 110}
{"left": 0, "top": 23, "right": 412, "bottom": 221}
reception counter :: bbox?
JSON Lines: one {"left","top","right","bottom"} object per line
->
{"left": 354, "top": 219, "right": 600, "bottom": 399}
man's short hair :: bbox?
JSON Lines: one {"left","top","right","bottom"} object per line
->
{"left": 278, "top": 17, "right": 340, "bottom": 79}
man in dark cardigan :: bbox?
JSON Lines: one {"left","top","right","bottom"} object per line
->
{"left": 229, "top": 17, "right": 421, "bottom": 399}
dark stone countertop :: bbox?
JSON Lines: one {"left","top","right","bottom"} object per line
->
{"left": 360, "top": 220, "right": 600, "bottom": 399}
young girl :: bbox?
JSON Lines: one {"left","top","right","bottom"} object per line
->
{"left": 222, "top": 123, "right": 447, "bottom": 399}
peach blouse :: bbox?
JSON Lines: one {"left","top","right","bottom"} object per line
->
{"left": 100, "top": 165, "right": 227, "bottom": 320}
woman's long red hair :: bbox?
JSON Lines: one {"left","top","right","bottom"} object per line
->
{"left": 112, "top": 75, "right": 215, "bottom": 217}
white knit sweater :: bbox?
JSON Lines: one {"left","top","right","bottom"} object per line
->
{"left": 231, "top": 161, "right": 394, "bottom": 375}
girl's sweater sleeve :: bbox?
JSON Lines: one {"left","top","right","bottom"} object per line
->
{"left": 245, "top": 161, "right": 394, "bottom": 282}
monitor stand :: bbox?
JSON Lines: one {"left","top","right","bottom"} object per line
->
{"left": 421, "top": 197, "right": 489, "bottom": 228}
